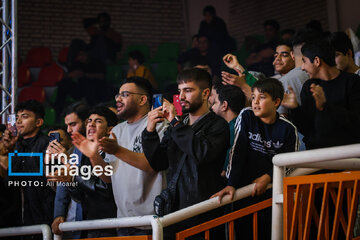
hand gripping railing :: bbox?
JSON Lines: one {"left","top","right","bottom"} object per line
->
{"left": 271, "top": 143, "right": 360, "bottom": 240}
{"left": 0, "top": 224, "right": 52, "bottom": 240}
{"left": 55, "top": 183, "right": 272, "bottom": 240}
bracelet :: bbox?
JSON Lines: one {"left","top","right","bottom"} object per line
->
{"left": 170, "top": 116, "right": 180, "bottom": 127}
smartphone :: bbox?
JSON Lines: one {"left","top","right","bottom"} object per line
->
{"left": 7, "top": 114, "right": 17, "bottom": 137}
{"left": 153, "top": 94, "right": 163, "bottom": 109}
{"left": 173, "top": 94, "right": 182, "bottom": 116}
{"left": 49, "top": 132, "right": 60, "bottom": 143}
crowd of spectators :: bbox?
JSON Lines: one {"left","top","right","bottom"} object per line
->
{"left": 0, "top": 5, "right": 360, "bottom": 240}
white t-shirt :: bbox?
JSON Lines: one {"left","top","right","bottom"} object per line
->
{"left": 105, "top": 114, "right": 168, "bottom": 218}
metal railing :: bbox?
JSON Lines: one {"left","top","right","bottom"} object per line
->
{"left": 272, "top": 143, "right": 360, "bottom": 240}
{"left": 54, "top": 183, "right": 271, "bottom": 240}
{"left": 283, "top": 171, "right": 360, "bottom": 239}
{"left": 0, "top": 224, "right": 52, "bottom": 240}
{"left": 2, "top": 144, "right": 360, "bottom": 240}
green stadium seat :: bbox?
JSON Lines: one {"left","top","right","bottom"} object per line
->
{"left": 44, "top": 106, "right": 56, "bottom": 127}
{"left": 154, "top": 61, "right": 178, "bottom": 90}
{"left": 106, "top": 63, "right": 123, "bottom": 87}
{"left": 151, "top": 42, "right": 180, "bottom": 63}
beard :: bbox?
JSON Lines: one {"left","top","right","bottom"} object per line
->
{"left": 117, "top": 102, "right": 139, "bottom": 121}
{"left": 181, "top": 95, "right": 203, "bottom": 114}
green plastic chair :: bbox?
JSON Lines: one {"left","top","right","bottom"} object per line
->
{"left": 106, "top": 63, "right": 123, "bottom": 87}
{"left": 154, "top": 61, "right": 178, "bottom": 90}
{"left": 151, "top": 42, "right": 180, "bottom": 63}
{"left": 44, "top": 106, "right": 56, "bottom": 127}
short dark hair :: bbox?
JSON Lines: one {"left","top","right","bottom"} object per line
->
{"left": 88, "top": 107, "right": 118, "bottom": 127}
{"left": 292, "top": 29, "right": 322, "bottom": 47}
{"left": 330, "top": 31, "right": 354, "bottom": 58}
{"left": 212, "top": 76, "right": 223, "bottom": 91}
{"left": 128, "top": 50, "right": 144, "bottom": 64}
{"left": 15, "top": 100, "right": 45, "bottom": 119}
{"left": 264, "top": 20, "right": 280, "bottom": 31}
{"left": 203, "top": 5, "right": 216, "bottom": 16}
{"left": 122, "top": 77, "right": 153, "bottom": 106}
{"left": 97, "top": 12, "right": 111, "bottom": 22}
{"left": 177, "top": 68, "right": 212, "bottom": 90}
{"left": 64, "top": 103, "right": 90, "bottom": 121}
{"left": 217, "top": 85, "right": 245, "bottom": 115}
{"left": 252, "top": 78, "right": 284, "bottom": 102}
{"left": 192, "top": 34, "right": 199, "bottom": 41}
{"left": 276, "top": 39, "right": 293, "bottom": 51}
{"left": 0, "top": 124, "right": 6, "bottom": 133}
{"left": 301, "top": 38, "right": 336, "bottom": 66}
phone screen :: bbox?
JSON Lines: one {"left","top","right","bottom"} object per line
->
{"left": 7, "top": 114, "right": 17, "bottom": 137}
{"left": 153, "top": 94, "right": 163, "bottom": 109}
{"left": 49, "top": 132, "right": 61, "bottom": 143}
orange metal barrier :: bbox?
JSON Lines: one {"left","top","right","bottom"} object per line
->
{"left": 175, "top": 198, "right": 272, "bottom": 240}
{"left": 283, "top": 171, "right": 360, "bottom": 240}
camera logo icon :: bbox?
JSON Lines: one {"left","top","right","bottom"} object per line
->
{"left": 8, "top": 150, "right": 44, "bottom": 176}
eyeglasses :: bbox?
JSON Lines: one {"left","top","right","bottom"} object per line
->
{"left": 115, "top": 91, "right": 145, "bottom": 100}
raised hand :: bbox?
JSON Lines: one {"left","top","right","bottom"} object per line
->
{"left": 223, "top": 53, "right": 246, "bottom": 74}
{"left": 46, "top": 141, "right": 67, "bottom": 164}
{"left": 223, "top": 54, "right": 239, "bottom": 69}
{"left": 99, "top": 132, "right": 120, "bottom": 155}
{"left": 310, "top": 83, "right": 326, "bottom": 111}
{"left": 222, "top": 71, "right": 246, "bottom": 88}
{"left": 0, "top": 155, "right": 8, "bottom": 173}
{"left": 72, "top": 132, "right": 99, "bottom": 158}
{"left": 146, "top": 106, "right": 165, "bottom": 132}
{"left": 162, "top": 99, "right": 177, "bottom": 122}
{"left": 2, "top": 129, "right": 18, "bottom": 151}
{"left": 281, "top": 86, "right": 299, "bottom": 109}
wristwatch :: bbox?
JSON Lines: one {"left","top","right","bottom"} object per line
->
{"left": 170, "top": 116, "right": 180, "bottom": 127}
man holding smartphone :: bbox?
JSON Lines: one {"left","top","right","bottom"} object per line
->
{"left": 1, "top": 100, "right": 54, "bottom": 236}
{"left": 143, "top": 68, "right": 230, "bottom": 237}
{"left": 50, "top": 103, "right": 89, "bottom": 239}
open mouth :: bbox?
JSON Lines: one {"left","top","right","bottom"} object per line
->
{"left": 116, "top": 103, "right": 124, "bottom": 111}
{"left": 180, "top": 101, "right": 188, "bottom": 107}
{"left": 88, "top": 129, "right": 96, "bottom": 136}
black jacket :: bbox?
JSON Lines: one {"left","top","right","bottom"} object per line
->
{"left": 142, "top": 112, "right": 229, "bottom": 211}
{"left": 290, "top": 71, "right": 360, "bottom": 149}
{"left": 68, "top": 148, "right": 117, "bottom": 221}
{"left": 7, "top": 132, "right": 55, "bottom": 226}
